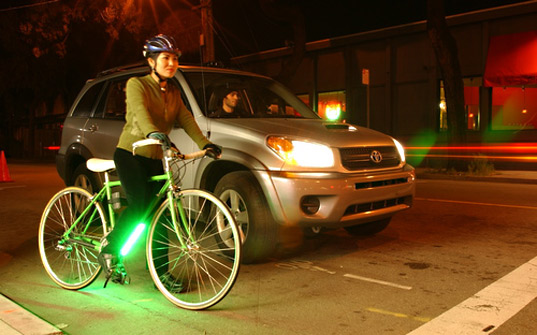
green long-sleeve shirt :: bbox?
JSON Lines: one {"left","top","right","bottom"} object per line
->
{"left": 117, "top": 74, "right": 210, "bottom": 159}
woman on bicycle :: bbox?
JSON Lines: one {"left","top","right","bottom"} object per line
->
{"left": 99, "top": 34, "right": 221, "bottom": 288}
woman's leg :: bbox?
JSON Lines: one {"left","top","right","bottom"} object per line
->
{"left": 103, "top": 148, "right": 163, "bottom": 255}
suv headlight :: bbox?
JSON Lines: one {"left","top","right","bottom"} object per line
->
{"left": 267, "top": 136, "right": 334, "bottom": 168}
{"left": 393, "top": 139, "right": 406, "bottom": 164}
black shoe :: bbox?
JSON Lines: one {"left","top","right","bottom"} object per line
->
{"left": 157, "top": 273, "right": 184, "bottom": 293}
{"left": 98, "top": 253, "right": 129, "bottom": 287}
{"left": 110, "top": 263, "right": 129, "bottom": 286}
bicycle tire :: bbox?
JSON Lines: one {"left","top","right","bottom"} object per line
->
{"left": 147, "top": 189, "right": 241, "bottom": 310}
{"left": 38, "top": 187, "right": 107, "bottom": 290}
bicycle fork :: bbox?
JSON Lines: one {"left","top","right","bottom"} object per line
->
{"left": 168, "top": 189, "right": 210, "bottom": 260}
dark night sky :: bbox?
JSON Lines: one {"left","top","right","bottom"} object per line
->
{"left": 0, "top": 0, "right": 530, "bottom": 61}
{"left": 212, "top": 0, "right": 529, "bottom": 59}
{"left": 0, "top": 0, "right": 531, "bottom": 104}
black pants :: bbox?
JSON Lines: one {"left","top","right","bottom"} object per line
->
{"left": 104, "top": 148, "right": 163, "bottom": 256}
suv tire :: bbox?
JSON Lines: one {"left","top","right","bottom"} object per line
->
{"left": 215, "top": 171, "right": 277, "bottom": 263}
{"left": 71, "top": 164, "right": 100, "bottom": 195}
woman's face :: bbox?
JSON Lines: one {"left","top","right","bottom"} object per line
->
{"left": 150, "top": 52, "right": 179, "bottom": 79}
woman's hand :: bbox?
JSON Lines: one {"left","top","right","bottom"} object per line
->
{"left": 148, "top": 132, "right": 172, "bottom": 151}
{"left": 203, "top": 143, "right": 222, "bottom": 159}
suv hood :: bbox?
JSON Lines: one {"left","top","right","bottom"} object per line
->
{"left": 210, "top": 118, "right": 396, "bottom": 148}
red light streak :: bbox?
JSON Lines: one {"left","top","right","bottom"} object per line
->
{"left": 405, "top": 144, "right": 537, "bottom": 152}
{"left": 406, "top": 154, "right": 537, "bottom": 161}
{"left": 405, "top": 143, "right": 537, "bottom": 162}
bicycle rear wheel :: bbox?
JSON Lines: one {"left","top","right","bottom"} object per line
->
{"left": 147, "top": 189, "right": 241, "bottom": 310}
{"left": 38, "top": 187, "right": 107, "bottom": 289}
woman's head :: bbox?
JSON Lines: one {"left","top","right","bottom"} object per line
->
{"left": 143, "top": 34, "right": 181, "bottom": 81}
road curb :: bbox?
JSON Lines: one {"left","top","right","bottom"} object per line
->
{"left": 0, "top": 294, "right": 63, "bottom": 335}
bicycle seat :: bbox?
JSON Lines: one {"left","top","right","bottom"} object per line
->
{"left": 87, "top": 158, "right": 116, "bottom": 172}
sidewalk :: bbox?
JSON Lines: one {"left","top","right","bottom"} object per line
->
{"left": 415, "top": 168, "right": 537, "bottom": 184}
{"left": 0, "top": 294, "right": 62, "bottom": 335}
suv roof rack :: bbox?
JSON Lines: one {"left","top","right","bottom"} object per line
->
{"left": 95, "top": 60, "right": 228, "bottom": 79}
{"left": 96, "top": 62, "right": 147, "bottom": 78}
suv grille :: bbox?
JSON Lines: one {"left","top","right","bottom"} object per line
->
{"left": 340, "top": 146, "right": 400, "bottom": 170}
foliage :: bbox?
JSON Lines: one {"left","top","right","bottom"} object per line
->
{"left": 0, "top": 0, "right": 204, "bottom": 119}
{"left": 425, "top": 155, "right": 496, "bottom": 176}
{"left": 467, "top": 155, "right": 495, "bottom": 176}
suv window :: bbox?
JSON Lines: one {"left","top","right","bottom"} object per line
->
{"left": 94, "top": 79, "right": 128, "bottom": 120}
{"left": 91, "top": 75, "right": 191, "bottom": 121}
{"left": 183, "top": 72, "right": 319, "bottom": 119}
{"left": 72, "top": 81, "right": 105, "bottom": 117}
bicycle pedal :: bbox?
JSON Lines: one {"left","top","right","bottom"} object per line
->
{"left": 111, "top": 270, "right": 130, "bottom": 285}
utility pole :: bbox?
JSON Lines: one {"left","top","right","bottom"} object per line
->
{"left": 199, "top": 0, "right": 215, "bottom": 64}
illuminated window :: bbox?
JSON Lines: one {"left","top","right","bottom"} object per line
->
{"left": 491, "top": 86, "right": 537, "bottom": 130}
{"left": 439, "top": 78, "right": 481, "bottom": 131}
{"left": 318, "top": 91, "right": 346, "bottom": 121}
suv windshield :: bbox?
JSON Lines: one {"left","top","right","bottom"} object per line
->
{"left": 183, "top": 71, "right": 320, "bottom": 119}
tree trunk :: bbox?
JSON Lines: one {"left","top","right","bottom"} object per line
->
{"left": 427, "top": 0, "right": 467, "bottom": 169}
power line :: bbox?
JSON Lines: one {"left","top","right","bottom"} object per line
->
{"left": 0, "top": 0, "right": 60, "bottom": 12}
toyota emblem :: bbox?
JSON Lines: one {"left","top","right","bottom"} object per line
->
{"left": 370, "top": 150, "right": 383, "bottom": 163}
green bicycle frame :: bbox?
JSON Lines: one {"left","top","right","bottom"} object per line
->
{"left": 62, "top": 163, "right": 192, "bottom": 252}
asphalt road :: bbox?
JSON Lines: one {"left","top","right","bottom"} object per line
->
{"left": 1, "top": 163, "right": 536, "bottom": 334}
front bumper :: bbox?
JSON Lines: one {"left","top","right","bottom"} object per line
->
{"left": 266, "top": 165, "right": 416, "bottom": 228}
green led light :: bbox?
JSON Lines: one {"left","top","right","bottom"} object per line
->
{"left": 120, "top": 223, "right": 146, "bottom": 256}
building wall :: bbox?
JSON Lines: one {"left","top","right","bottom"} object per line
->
{"left": 231, "top": 1, "right": 537, "bottom": 151}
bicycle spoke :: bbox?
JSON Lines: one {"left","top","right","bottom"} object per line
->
{"left": 39, "top": 187, "right": 105, "bottom": 290}
{"left": 147, "top": 190, "right": 241, "bottom": 310}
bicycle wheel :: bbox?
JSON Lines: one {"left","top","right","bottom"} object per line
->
{"left": 147, "top": 189, "right": 241, "bottom": 310}
{"left": 38, "top": 187, "right": 108, "bottom": 290}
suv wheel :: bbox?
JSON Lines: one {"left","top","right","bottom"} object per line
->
{"left": 71, "top": 164, "right": 100, "bottom": 195}
{"left": 344, "top": 217, "right": 391, "bottom": 236}
{"left": 215, "top": 171, "right": 277, "bottom": 263}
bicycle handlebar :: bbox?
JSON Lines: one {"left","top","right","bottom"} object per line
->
{"left": 178, "top": 150, "right": 207, "bottom": 160}
{"left": 132, "top": 138, "right": 161, "bottom": 154}
{"left": 132, "top": 138, "right": 207, "bottom": 160}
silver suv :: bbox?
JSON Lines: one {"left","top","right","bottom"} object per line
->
{"left": 56, "top": 64, "right": 415, "bottom": 262}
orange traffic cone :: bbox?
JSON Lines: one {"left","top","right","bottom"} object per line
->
{"left": 0, "top": 150, "right": 13, "bottom": 182}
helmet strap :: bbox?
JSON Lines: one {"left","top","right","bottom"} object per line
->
{"left": 150, "top": 65, "right": 168, "bottom": 91}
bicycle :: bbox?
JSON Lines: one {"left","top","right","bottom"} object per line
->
{"left": 38, "top": 139, "right": 242, "bottom": 310}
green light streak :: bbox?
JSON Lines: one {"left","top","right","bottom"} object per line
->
{"left": 120, "top": 223, "right": 146, "bottom": 256}
{"left": 406, "top": 130, "right": 438, "bottom": 166}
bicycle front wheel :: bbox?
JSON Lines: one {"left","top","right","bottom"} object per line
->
{"left": 38, "top": 187, "right": 107, "bottom": 290}
{"left": 147, "top": 189, "right": 241, "bottom": 310}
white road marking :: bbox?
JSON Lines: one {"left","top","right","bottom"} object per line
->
{"left": 277, "top": 260, "right": 410, "bottom": 289}
{"left": 415, "top": 197, "right": 537, "bottom": 210}
{"left": 407, "top": 255, "right": 537, "bottom": 334}
{"left": 343, "top": 273, "right": 412, "bottom": 290}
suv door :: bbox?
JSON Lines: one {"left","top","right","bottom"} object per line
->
{"left": 168, "top": 76, "right": 201, "bottom": 187}
{"left": 83, "top": 77, "right": 130, "bottom": 160}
